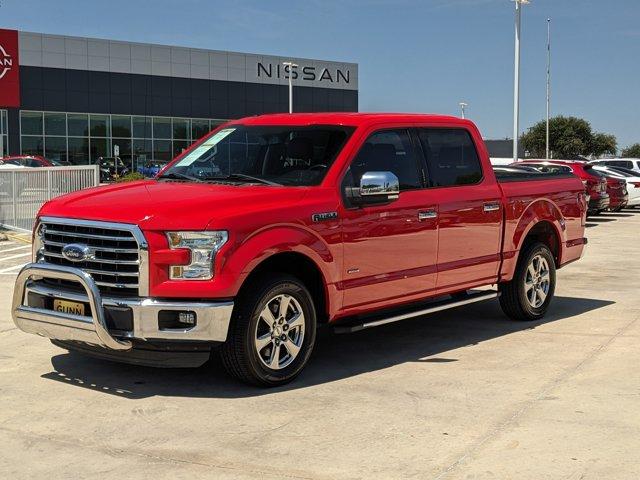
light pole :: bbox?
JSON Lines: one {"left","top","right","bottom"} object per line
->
{"left": 546, "top": 17, "right": 551, "bottom": 159}
{"left": 512, "top": 0, "right": 529, "bottom": 162}
{"left": 459, "top": 102, "right": 468, "bottom": 119}
{"left": 283, "top": 61, "right": 298, "bottom": 113}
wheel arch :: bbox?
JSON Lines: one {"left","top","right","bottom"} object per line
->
{"left": 224, "top": 225, "right": 337, "bottom": 322}
{"left": 514, "top": 199, "right": 566, "bottom": 264}
{"left": 501, "top": 199, "right": 566, "bottom": 281}
{"left": 237, "top": 251, "right": 330, "bottom": 323}
{"left": 520, "top": 220, "right": 562, "bottom": 266}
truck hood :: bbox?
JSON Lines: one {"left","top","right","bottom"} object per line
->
{"left": 39, "top": 180, "right": 309, "bottom": 230}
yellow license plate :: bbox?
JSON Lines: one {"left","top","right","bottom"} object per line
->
{"left": 53, "top": 299, "right": 85, "bottom": 316}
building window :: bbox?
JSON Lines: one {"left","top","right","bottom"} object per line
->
{"left": 21, "top": 111, "right": 43, "bottom": 136}
{"left": 133, "top": 116, "right": 152, "bottom": 138}
{"left": 68, "top": 114, "right": 89, "bottom": 137}
{"left": 0, "top": 110, "right": 8, "bottom": 156}
{"left": 19, "top": 110, "right": 227, "bottom": 174}
{"left": 44, "top": 113, "right": 67, "bottom": 136}
{"left": 153, "top": 117, "right": 171, "bottom": 139}
{"left": 21, "top": 135, "right": 44, "bottom": 157}
{"left": 44, "top": 136, "right": 68, "bottom": 164}
{"left": 68, "top": 137, "right": 89, "bottom": 165}
{"left": 191, "top": 119, "right": 210, "bottom": 140}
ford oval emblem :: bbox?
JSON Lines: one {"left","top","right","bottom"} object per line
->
{"left": 61, "top": 243, "right": 91, "bottom": 263}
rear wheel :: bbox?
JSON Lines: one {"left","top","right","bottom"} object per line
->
{"left": 221, "top": 274, "right": 317, "bottom": 387}
{"left": 499, "top": 242, "right": 556, "bottom": 321}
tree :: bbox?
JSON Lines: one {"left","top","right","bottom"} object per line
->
{"left": 621, "top": 143, "right": 640, "bottom": 158}
{"left": 520, "top": 116, "right": 617, "bottom": 159}
{"left": 590, "top": 133, "right": 618, "bottom": 157}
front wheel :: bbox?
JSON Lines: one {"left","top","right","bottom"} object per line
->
{"left": 499, "top": 242, "right": 556, "bottom": 321}
{"left": 221, "top": 274, "right": 317, "bottom": 387}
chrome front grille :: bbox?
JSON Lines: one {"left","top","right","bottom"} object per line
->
{"left": 39, "top": 217, "right": 147, "bottom": 297}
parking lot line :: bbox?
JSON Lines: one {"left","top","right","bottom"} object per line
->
{"left": 0, "top": 244, "right": 31, "bottom": 253}
{"left": 0, "top": 252, "right": 31, "bottom": 262}
{"left": 0, "top": 263, "right": 26, "bottom": 274}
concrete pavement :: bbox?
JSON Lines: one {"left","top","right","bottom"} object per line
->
{"left": 0, "top": 212, "right": 639, "bottom": 479}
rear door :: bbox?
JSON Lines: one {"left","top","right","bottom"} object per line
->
{"left": 417, "top": 128, "right": 503, "bottom": 293}
{"left": 340, "top": 128, "right": 440, "bottom": 310}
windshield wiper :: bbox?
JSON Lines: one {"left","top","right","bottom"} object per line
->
{"left": 204, "top": 173, "right": 282, "bottom": 186}
{"left": 159, "top": 172, "right": 203, "bottom": 182}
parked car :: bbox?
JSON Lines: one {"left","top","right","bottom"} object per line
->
{"left": 514, "top": 160, "right": 609, "bottom": 215}
{"left": 95, "top": 156, "right": 130, "bottom": 182}
{"left": 590, "top": 158, "right": 640, "bottom": 175}
{"left": 11, "top": 113, "right": 587, "bottom": 386}
{"left": 607, "top": 177, "right": 629, "bottom": 211}
{"left": 0, "top": 158, "right": 25, "bottom": 168}
{"left": 1, "top": 155, "right": 57, "bottom": 167}
{"left": 592, "top": 165, "right": 640, "bottom": 208}
{"left": 137, "top": 162, "right": 163, "bottom": 177}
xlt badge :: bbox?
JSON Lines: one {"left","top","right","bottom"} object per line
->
{"left": 312, "top": 211, "right": 338, "bottom": 222}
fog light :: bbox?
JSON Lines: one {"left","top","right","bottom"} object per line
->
{"left": 178, "top": 311, "right": 196, "bottom": 326}
{"left": 158, "top": 310, "right": 197, "bottom": 330}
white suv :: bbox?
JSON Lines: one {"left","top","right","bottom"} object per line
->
{"left": 591, "top": 158, "right": 640, "bottom": 175}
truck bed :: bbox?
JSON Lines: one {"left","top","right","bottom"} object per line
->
{"left": 493, "top": 166, "right": 576, "bottom": 183}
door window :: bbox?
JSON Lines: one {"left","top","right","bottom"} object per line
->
{"left": 346, "top": 129, "right": 422, "bottom": 191}
{"left": 606, "top": 160, "right": 633, "bottom": 169}
{"left": 418, "top": 129, "right": 482, "bottom": 187}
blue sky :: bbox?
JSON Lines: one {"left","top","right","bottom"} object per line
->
{"left": 2, "top": 0, "right": 639, "bottom": 148}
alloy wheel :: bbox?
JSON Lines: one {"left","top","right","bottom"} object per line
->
{"left": 524, "top": 254, "right": 551, "bottom": 308}
{"left": 254, "top": 294, "right": 305, "bottom": 370}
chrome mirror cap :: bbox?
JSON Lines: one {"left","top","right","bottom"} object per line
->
{"left": 360, "top": 171, "right": 400, "bottom": 197}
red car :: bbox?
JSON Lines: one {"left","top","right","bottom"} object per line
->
{"left": 515, "top": 160, "right": 610, "bottom": 215}
{"left": 12, "top": 113, "right": 587, "bottom": 386}
{"left": 2, "top": 155, "right": 68, "bottom": 167}
{"left": 602, "top": 176, "right": 628, "bottom": 212}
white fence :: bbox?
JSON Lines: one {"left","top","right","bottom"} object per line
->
{"left": 0, "top": 166, "right": 100, "bottom": 232}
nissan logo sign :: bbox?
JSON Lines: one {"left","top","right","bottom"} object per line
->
{"left": 0, "top": 45, "right": 12, "bottom": 80}
{"left": 61, "top": 243, "right": 92, "bottom": 263}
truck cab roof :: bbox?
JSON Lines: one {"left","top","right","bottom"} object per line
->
{"left": 233, "top": 112, "right": 469, "bottom": 128}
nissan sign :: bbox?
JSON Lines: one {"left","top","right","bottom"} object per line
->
{"left": 0, "top": 29, "right": 20, "bottom": 108}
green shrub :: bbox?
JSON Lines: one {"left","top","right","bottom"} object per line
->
{"left": 116, "top": 172, "right": 146, "bottom": 183}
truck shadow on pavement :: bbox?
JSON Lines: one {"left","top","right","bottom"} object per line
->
{"left": 43, "top": 295, "right": 613, "bottom": 399}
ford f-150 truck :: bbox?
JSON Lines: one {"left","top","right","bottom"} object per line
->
{"left": 12, "top": 113, "right": 587, "bottom": 386}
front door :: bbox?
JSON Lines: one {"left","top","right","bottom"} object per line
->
{"left": 340, "top": 128, "right": 439, "bottom": 311}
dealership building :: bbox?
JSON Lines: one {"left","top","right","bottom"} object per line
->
{"left": 0, "top": 29, "right": 358, "bottom": 169}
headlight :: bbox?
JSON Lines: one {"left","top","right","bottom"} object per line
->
{"left": 166, "top": 231, "right": 228, "bottom": 280}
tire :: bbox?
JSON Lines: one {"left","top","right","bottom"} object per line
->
{"left": 220, "top": 273, "right": 317, "bottom": 387}
{"left": 499, "top": 242, "right": 556, "bottom": 321}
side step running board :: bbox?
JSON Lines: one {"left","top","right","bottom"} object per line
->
{"left": 334, "top": 290, "right": 499, "bottom": 334}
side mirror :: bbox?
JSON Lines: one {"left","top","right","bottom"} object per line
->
{"left": 345, "top": 171, "right": 400, "bottom": 206}
{"left": 360, "top": 171, "right": 400, "bottom": 198}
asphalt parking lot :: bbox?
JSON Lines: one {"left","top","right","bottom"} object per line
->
{"left": 1, "top": 212, "right": 639, "bottom": 479}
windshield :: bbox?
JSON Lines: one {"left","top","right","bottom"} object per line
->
{"left": 160, "top": 125, "right": 354, "bottom": 186}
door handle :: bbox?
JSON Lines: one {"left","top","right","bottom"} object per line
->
{"left": 483, "top": 202, "right": 501, "bottom": 212}
{"left": 418, "top": 210, "right": 437, "bottom": 221}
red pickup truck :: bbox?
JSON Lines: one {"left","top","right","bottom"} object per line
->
{"left": 12, "top": 113, "right": 587, "bottom": 386}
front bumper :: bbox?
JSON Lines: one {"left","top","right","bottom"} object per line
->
{"left": 12, "top": 263, "right": 234, "bottom": 351}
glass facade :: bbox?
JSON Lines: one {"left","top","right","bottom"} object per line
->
{"left": 19, "top": 110, "right": 225, "bottom": 172}
{"left": 1, "top": 110, "right": 9, "bottom": 156}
